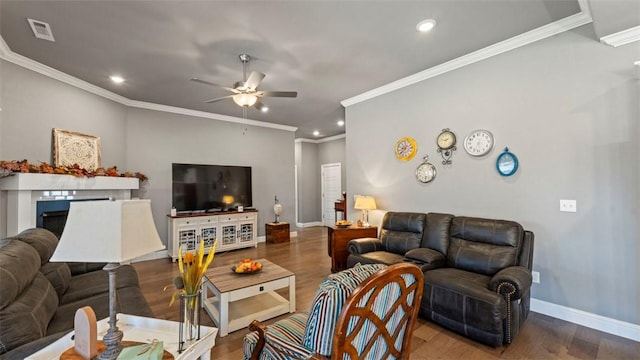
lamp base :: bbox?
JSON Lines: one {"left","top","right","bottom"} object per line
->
{"left": 96, "top": 329, "right": 123, "bottom": 360}
{"left": 97, "top": 263, "right": 123, "bottom": 360}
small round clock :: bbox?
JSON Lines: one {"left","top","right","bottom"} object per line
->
{"left": 416, "top": 155, "right": 436, "bottom": 183}
{"left": 436, "top": 129, "right": 456, "bottom": 150}
{"left": 464, "top": 129, "right": 494, "bottom": 157}
{"left": 395, "top": 137, "right": 417, "bottom": 161}
{"left": 496, "top": 147, "right": 519, "bottom": 176}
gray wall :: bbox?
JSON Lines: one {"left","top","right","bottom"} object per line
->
{"left": 318, "top": 137, "right": 346, "bottom": 191}
{"left": 125, "top": 108, "right": 295, "bottom": 242}
{"left": 346, "top": 25, "right": 639, "bottom": 325}
{"left": 0, "top": 60, "right": 128, "bottom": 166}
{"left": 0, "top": 60, "right": 128, "bottom": 236}
{"left": 295, "top": 141, "right": 320, "bottom": 223}
{"left": 294, "top": 137, "right": 346, "bottom": 225}
{"left": 0, "top": 60, "right": 296, "bottom": 246}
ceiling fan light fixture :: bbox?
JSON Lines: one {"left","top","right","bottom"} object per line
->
{"left": 233, "top": 93, "right": 258, "bottom": 107}
{"left": 416, "top": 19, "right": 437, "bottom": 33}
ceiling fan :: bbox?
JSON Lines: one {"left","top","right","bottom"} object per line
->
{"left": 191, "top": 53, "right": 297, "bottom": 115}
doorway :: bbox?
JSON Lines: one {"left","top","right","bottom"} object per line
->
{"left": 321, "top": 163, "right": 342, "bottom": 226}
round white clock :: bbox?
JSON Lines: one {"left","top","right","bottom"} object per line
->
{"left": 463, "top": 129, "right": 494, "bottom": 157}
{"left": 416, "top": 156, "right": 436, "bottom": 183}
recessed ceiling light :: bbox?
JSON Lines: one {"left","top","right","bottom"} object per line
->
{"left": 416, "top": 19, "right": 436, "bottom": 33}
{"left": 337, "top": 120, "right": 345, "bottom": 126}
{"left": 255, "top": 102, "right": 269, "bottom": 112}
{"left": 313, "top": 130, "right": 320, "bottom": 136}
{"left": 110, "top": 75, "right": 125, "bottom": 84}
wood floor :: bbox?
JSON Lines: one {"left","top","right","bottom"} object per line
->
{"left": 133, "top": 227, "right": 639, "bottom": 359}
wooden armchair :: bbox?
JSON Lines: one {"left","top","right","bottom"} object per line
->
{"left": 243, "top": 263, "right": 424, "bottom": 360}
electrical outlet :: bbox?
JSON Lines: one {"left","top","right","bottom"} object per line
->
{"left": 532, "top": 271, "right": 540, "bottom": 284}
{"left": 560, "top": 199, "right": 577, "bottom": 212}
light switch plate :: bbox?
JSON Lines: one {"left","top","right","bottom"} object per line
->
{"left": 560, "top": 199, "right": 577, "bottom": 212}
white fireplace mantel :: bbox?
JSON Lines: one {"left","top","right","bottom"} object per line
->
{"left": 1, "top": 173, "right": 139, "bottom": 237}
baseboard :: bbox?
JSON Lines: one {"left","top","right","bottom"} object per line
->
{"left": 296, "top": 221, "right": 324, "bottom": 228}
{"left": 290, "top": 231, "right": 298, "bottom": 238}
{"left": 257, "top": 235, "right": 265, "bottom": 243}
{"left": 531, "top": 298, "right": 640, "bottom": 342}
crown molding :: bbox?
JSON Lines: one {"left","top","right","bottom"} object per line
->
{"left": 342, "top": 8, "right": 593, "bottom": 108}
{"left": 128, "top": 100, "right": 297, "bottom": 132}
{"left": 0, "top": 35, "right": 297, "bottom": 133}
{"left": 295, "top": 133, "right": 345, "bottom": 144}
{"left": 0, "top": 36, "right": 11, "bottom": 59}
{"left": 0, "top": 37, "right": 130, "bottom": 104}
{"left": 318, "top": 133, "right": 346, "bottom": 143}
{"left": 600, "top": 26, "right": 640, "bottom": 47}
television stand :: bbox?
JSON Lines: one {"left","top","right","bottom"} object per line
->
{"left": 167, "top": 210, "right": 258, "bottom": 261}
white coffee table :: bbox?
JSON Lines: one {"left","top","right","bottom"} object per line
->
{"left": 26, "top": 314, "right": 218, "bottom": 360}
{"left": 202, "top": 259, "right": 296, "bottom": 337}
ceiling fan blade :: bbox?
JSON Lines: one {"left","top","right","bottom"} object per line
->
{"left": 245, "top": 71, "right": 265, "bottom": 90}
{"left": 191, "top": 78, "right": 239, "bottom": 93}
{"left": 204, "top": 94, "right": 235, "bottom": 103}
{"left": 256, "top": 91, "right": 298, "bottom": 98}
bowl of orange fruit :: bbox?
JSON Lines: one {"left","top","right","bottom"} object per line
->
{"left": 335, "top": 220, "right": 352, "bottom": 228}
{"left": 231, "top": 258, "right": 263, "bottom": 274}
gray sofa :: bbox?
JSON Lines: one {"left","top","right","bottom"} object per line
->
{"left": 0, "top": 228, "right": 153, "bottom": 359}
{"left": 348, "top": 211, "right": 534, "bottom": 347}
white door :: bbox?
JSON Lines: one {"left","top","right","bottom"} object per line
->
{"left": 321, "top": 163, "right": 342, "bottom": 226}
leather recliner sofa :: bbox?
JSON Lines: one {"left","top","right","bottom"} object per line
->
{"left": 347, "top": 211, "right": 534, "bottom": 347}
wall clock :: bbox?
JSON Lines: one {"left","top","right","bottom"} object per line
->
{"left": 416, "top": 155, "right": 436, "bottom": 183}
{"left": 496, "top": 147, "right": 519, "bottom": 176}
{"left": 464, "top": 129, "right": 494, "bottom": 157}
{"left": 395, "top": 137, "right": 417, "bottom": 161}
{"left": 436, "top": 128, "right": 456, "bottom": 165}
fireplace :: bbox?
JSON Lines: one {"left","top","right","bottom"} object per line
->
{"left": 36, "top": 198, "right": 109, "bottom": 238}
{"left": 0, "top": 173, "right": 138, "bottom": 237}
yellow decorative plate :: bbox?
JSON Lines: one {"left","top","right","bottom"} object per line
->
{"left": 395, "top": 137, "right": 417, "bottom": 161}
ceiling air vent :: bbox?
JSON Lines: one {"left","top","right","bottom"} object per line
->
{"left": 27, "top": 18, "right": 55, "bottom": 42}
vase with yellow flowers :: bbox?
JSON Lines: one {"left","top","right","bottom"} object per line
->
{"left": 165, "top": 239, "right": 217, "bottom": 352}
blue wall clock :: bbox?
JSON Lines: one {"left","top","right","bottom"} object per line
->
{"left": 496, "top": 147, "right": 518, "bottom": 176}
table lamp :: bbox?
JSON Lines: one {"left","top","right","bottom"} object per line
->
{"left": 51, "top": 199, "right": 164, "bottom": 360}
{"left": 354, "top": 196, "right": 376, "bottom": 227}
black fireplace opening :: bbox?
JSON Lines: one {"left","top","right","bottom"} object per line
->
{"left": 37, "top": 198, "right": 109, "bottom": 238}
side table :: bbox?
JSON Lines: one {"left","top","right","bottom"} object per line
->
{"left": 327, "top": 225, "right": 378, "bottom": 272}
{"left": 266, "top": 222, "right": 290, "bottom": 243}
{"left": 26, "top": 314, "right": 217, "bottom": 360}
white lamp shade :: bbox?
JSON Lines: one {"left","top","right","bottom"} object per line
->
{"left": 233, "top": 93, "right": 258, "bottom": 107}
{"left": 51, "top": 199, "right": 165, "bottom": 263}
{"left": 354, "top": 196, "right": 377, "bottom": 210}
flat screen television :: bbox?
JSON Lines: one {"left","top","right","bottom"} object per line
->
{"left": 172, "top": 163, "right": 252, "bottom": 213}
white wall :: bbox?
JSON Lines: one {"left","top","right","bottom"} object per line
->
{"left": 346, "top": 25, "right": 639, "bottom": 325}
